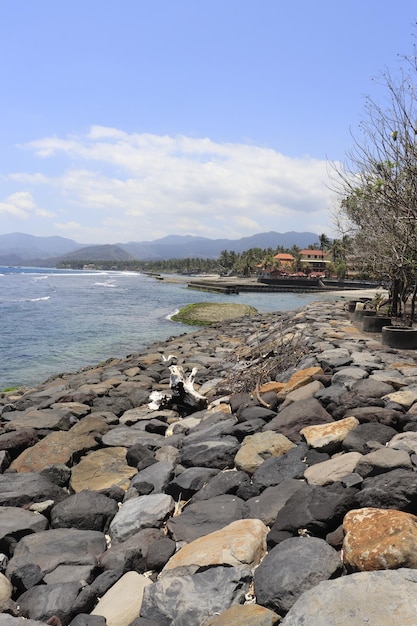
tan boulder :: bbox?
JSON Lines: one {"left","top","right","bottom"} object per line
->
{"left": 301, "top": 416, "right": 359, "bottom": 453}
{"left": 343, "top": 507, "right": 417, "bottom": 571}
{"left": 162, "top": 519, "right": 268, "bottom": 574}
{"left": 91, "top": 571, "right": 151, "bottom": 626}
{"left": 70, "top": 446, "right": 137, "bottom": 492}
{"left": 277, "top": 366, "right": 324, "bottom": 399}
{"left": 10, "top": 430, "right": 99, "bottom": 473}
{"left": 382, "top": 388, "right": 417, "bottom": 409}
{"left": 235, "top": 431, "right": 295, "bottom": 474}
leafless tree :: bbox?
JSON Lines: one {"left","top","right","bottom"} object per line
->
{"left": 332, "top": 40, "right": 417, "bottom": 320}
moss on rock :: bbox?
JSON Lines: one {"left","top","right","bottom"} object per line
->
{"left": 171, "top": 302, "right": 258, "bottom": 326}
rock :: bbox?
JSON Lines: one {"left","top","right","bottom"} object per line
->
{"left": 108, "top": 494, "right": 175, "bottom": 542}
{"left": 101, "top": 427, "right": 165, "bottom": 449}
{"left": 140, "top": 566, "right": 251, "bottom": 626}
{"left": 0, "top": 506, "right": 49, "bottom": 553}
{"left": 343, "top": 507, "right": 417, "bottom": 571}
{"left": 189, "top": 469, "right": 250, "bottom": 502}
{"left": 254, "top": 536, "right": 342, "bottom": 614}
{"left": 263, "top": 398, "right": 334, "bottom": 442}
{"left": 304, "top": 451, "right": 363, "bottom": 486}
{"left": 6, "top": 529, "right": 106, "bottom": 582}
{"left": 234, "top": 431, "right": 295, "bottom": 474}
{"left": 280, "top": 380, "right": 324, "bottom": 407}
{"left": 50, "top": 490, "right": 118, "bottom": 532}
{"left": 281, "top": 569, "right": 417, "bottom": 625}
{"left": 268, "top": 483, "right": 357, "bottom": 546}
{"left": 40, "top": 463, "right": 72, "bottom": 487}
{"left": 91, "top": 571, "right": 152, "bottom": 626}
{"left": 342, "top": 422, "right": 398, "bottom": 454}
{"left": 0, "top": 472, "right": 67, "bottom": 507}
{"left": 355, "top": 447, "right": 412, "bottom": 477}
{"left": 166, "top": 495, "right": 245, "bottom": 542}
{"left": 300, "top": 416, "right": 359, "bottom": 454}
{"left": 354, "top": 468, "right": 417, "bottom": 510}
{"left": 98, "top": 528, "right": 163, "bottom": 571}
{"left": 387, "top": 431, "right": 417, "bottom": 454}
{"left": 0, "top": 572, "right": 13, "bottom": 603}
{"left": 162, "top": 519, "right": 267, "bottom": 574}
{"left": 252, "top": 444, "right": 308, "bottom": 490}
{"left": 277, "top": 366, "right": 325, "bottom": 398}
{"left": 5, "top": 407, "right": 75, "bottom": 431}
{"left": 17, "top": 581, "right": 82, "bottom": 624}
{"left": 165, "top": 467, "right": 219, "bottom": 501}
{"left": 205, "top": 604, "right": 281, "bottom": 626}
{"left": 244, "top": 479, "right": 306, "bottom": 526}
{"left": 180, "top": 437, "right": 240, "bottom": 469}
{"left": 70, "top": 447, "right": 137, "bottom": 492}
{"left": 0, "top": 428, "right": 38, "bottom": 457}
{"left": 146, "top": 537, "right": 176, "bottom": 572}
{"left": 383, "top": 387, "right": 417, "bottom": 409}
{"left": 130, "top": 461, "right": 175, "bottom": 494}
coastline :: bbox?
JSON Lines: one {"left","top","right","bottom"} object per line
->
{"left": 2, "top": 298, "right": 417, "bottom": 622}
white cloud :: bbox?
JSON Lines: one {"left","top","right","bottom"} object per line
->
{"left": 6, "top": 127, "right": 339, "bottom": 243}
{"left": 0, "top": 191, "right": 54, "bottom": 219}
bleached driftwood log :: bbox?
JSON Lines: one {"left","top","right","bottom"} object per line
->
{"left": 148, "top": 361, "right": 208, "bottom": 416}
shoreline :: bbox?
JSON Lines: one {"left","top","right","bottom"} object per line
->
{"left": 1, "top": 288, "right": 387, "bottom": 396}
{"left": 2, "top": 299, "right": 417, "bottom": 622}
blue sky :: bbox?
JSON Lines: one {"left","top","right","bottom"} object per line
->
{"left": 0, "top": 1, "right": 416, "bottom": 244}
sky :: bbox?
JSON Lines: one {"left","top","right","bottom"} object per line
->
{"left": 0, "top": 1, "right": 416, "bottom": 245}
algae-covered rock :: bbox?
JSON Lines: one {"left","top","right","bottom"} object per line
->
{"left": 171, "top": 302, "right": 257, "bottom": 325}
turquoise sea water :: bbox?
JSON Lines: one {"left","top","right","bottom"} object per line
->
{"left": 0, "top": 267, "right": 330, "bottom": 389}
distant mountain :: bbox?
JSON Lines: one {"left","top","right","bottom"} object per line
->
{"left": 57, "top": 245, "right": 134, "bottom": 263}
{"left": 118, "top": 231, "right": 320, "bottom": 260}
{"left": 0, "top": 231, "right": 321, "bottom": 265}
{"left": 0, "top": 233, "right": 84, "bottom": 265}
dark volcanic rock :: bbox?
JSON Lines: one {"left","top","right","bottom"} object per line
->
{"left": 50, "top": 490, "right": 118, "bottom": 532}
{"left": 165, "top": 467, "right": 220, "bottom": 501}
{"left": 263, "top": 398, "right": 334, "bottom": 442}
{"left": 17, "top": 581, "right": 82, "bottom": 625}
{"left": 0, "top": 472, "right": 67, "bottom": 507}
{"left": 342, "top": 422, "right": 397, "bottom": 454}
{"left": 254, "top": 536, "right": 343, "bottom": 614}
{"left": 252, "top": 443, "right": 308, "bottom": 490}
{"left": 189, "top": 469, "right": 250, "bottom": 502}
{"left": 267, "top": 483, "right": 357, "bottom": 546}
{"left": 98, "top": 528, "right": 163, "bottom": 572}
{"left": 6, "top": 528, "right": 106, "bottom": 582}
{"left": 180, "top": 436, "right": 240, "bottom": 469}
{"left": 354, "top": 468, "right": 417, "bottom": 511}
{"left": 166, "top": 495, "right": 246, "bottom": 542}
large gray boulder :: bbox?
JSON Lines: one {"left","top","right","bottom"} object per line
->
{"left": 281, "top": 569, "right": 417, "bottom": 625}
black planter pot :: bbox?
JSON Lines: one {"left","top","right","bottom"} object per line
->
{"left": 362, "top": 316, "right": 392, "bottom": 333}
{"left": 381, "top": 326, "right": 417, "bottom": 349}
{"left": 348, "top": 301, "right": 358, "bottom": 313}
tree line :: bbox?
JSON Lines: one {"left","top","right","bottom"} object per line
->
{"left": 56, "top": 237, "right": 353, "bottom": 277}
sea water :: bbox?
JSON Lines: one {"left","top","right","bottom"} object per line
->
{"left": 0, "top": 267, "right": 326, "bottom": 390}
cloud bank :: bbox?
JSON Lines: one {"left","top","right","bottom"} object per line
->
{"left": 2, "top": 126, "right": 338, "bottom": 243}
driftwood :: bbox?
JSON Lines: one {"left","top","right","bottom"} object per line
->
{"left": 148, "top": 361, "right": 208, "bottom": 416}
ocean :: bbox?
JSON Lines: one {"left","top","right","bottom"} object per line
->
{"left": 0, "top": 267, "right": 331, "bottom": 390}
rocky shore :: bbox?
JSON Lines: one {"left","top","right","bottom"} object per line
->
{"left": 1, "top": 299, "right": 417, "bottom": 624}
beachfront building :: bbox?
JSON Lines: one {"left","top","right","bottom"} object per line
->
{"left": 299, "top": 249, "right": 330, "bottom": 275}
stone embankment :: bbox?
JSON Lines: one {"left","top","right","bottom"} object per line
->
{"left": 2, "top": 300, "right": 417, "bottom": 624}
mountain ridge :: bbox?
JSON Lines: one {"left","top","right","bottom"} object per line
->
{"left": 0, "top": 231, "right": 322, "bottom": 265}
